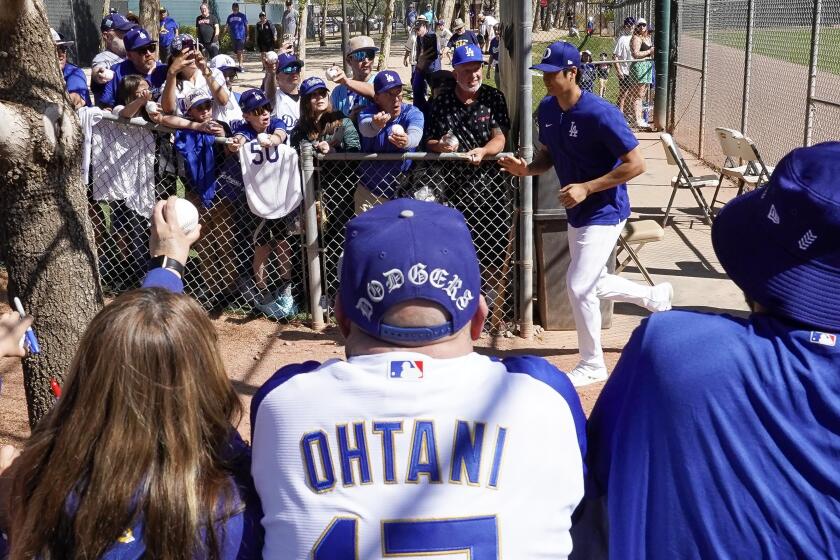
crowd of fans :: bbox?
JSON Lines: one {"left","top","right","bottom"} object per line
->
{"left": 52, "top": 2, "right": 513, "bottom": 320}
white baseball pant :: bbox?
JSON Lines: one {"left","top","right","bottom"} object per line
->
{"left": 566, "top": 220, "right": 657, "bottom": 369}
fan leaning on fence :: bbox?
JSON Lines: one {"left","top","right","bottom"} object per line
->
{"left": 499, "top": 41, "right": 673, "bottom": 388}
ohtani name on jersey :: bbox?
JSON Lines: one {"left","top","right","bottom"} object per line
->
{"left": 300, "top": 420, "right": 507, "bottom": 493}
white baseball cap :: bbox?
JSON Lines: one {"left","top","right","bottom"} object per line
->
{"left": 50, "top": 28, "right": 75, "bottom": 47}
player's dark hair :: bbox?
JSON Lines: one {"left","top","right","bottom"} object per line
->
{"left": 7, "top": 289, "right": 243, "bottom": 560}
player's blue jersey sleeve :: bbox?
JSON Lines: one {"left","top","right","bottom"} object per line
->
{"left": 65, "top": 66, "right": 92, "bottom": 106}
{"left": 250, "top": 361, "right": 323, "bottom": 438}
{"left": 141, "top": 268, "right": 185, "bottom": 293}
{"left": 501, "top": 355, "right": 587, "bottom": 475}
{"left": 597, "top": 102, "right": 639, "bottom": 159}
{"left": 268, "top": 116, "right": 288, "bottom": 133}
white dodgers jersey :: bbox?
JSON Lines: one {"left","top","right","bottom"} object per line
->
{"left": 251, "top": 351, "right": 586, "bottom": 559}
{"left": 238, "top": 140, "right": 302, "bottom": 219}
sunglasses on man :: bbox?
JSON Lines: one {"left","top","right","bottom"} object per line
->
{"left": 133, "top": 44, "right": 156, "bottom": 55}
{"left": 350, "top": 49, "right": 376, "bottom": 62}
{"left": 278, "top": 65, "right": 302, "bottom": 74}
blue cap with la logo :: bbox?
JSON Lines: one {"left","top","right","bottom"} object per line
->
{"left": 373, "top": 70, "right": 404, "bottom": 94}
{"left": 452, "top": 44, "right": 485, "bottom": 66}
{"left": 530, "top": 40, "right": 581, "bottom": 73}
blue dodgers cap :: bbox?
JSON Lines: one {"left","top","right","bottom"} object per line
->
{"left": 340, "top": 200, "right": 481, "bottom": 344}
{"left": 712, "top": 141, "right": 840, "bottom": 331}
{"left": 452, "top": 44, "right": 484, "bottom": 66}
{"left": 124, "top": 28, "right": 155, "bottom": 51}
{"left": 239, "top": 88, "right": 272, "bottom": 113}
{"left": 276, "top": 52, "right": 304, "bottom": 71}
{"left": 101, "top": 13, "right": 135, "bottom": 32}
{"left": 531, "top": 41, "right": 580, "bottom": 72}
{"left": 300, "top": 76, "right": 328, "bottom": 96}
{"left": 373, "top": 70, "right": 403, "bottom": 94}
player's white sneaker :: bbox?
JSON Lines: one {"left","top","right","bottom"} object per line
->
{"left": 647, "top": 282, "right": 674, "bottom": 312}
{"left": 566, "top": 362, "right": 609, "bottom": 387}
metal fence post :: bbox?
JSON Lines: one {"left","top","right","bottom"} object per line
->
{"left": 653, "top": 0, "right": 671, "bottom": 130}
{"left": 300, "top": 142, "right": 326, "bottom": 330}
{"left": 804, "top": 0, "right": 822, "bottom": 147}
{"left": 518, "top": 0, "right": 534, "bottom": 340}
{"left": 741, "top": 0, "right": 754, "bottom": 134}
{"left": 697, "top": 0, "right": 710, "bottom": 157}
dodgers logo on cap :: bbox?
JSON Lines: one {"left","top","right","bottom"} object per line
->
{"left": 530, "top": 40, "right": 580, "bottom": 73}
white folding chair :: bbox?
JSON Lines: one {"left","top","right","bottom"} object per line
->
{"left": 660, "top": 133, "right": 718, "bottom": 227}
{"left": 617, "top": 219, "right": 665, "bottom": 286}
{"left": 711, "top": 127, "right": 774, "bottom": 207}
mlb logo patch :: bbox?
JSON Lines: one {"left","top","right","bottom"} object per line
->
{"left": 810, "top": 331, "right": 837, "bottom": 347}
{"left": 389, "top": 360, "right": 424, "bottom": 380}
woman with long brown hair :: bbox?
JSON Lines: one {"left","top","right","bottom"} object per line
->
{"left": 3, "top": 200, "right": 261, "bottom": 559}
{"left": 291, "top": 77, "right": 360, "bottom": 153}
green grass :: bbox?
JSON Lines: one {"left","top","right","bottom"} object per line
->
{"left": 694, "top": 27, "right": 840, "bottom": 75}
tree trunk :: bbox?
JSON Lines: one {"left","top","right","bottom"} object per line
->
{"left": 319, "top": 0, "right": 327, "bottom": 46}
{"left": 0, "top": 0, "right": 104, "bottom": 427}
{"left": 378, "top": 0, "right": 396, "bottom": 70}
{"left": 138, "top": 0, "right": 160, "bottom": 58}
{"left": 298, "top": 0, "right": 309, "bottom": 60}
{"left": 532, "top": 0, "right": 540, "bottom": 29}
{"left": 440, "top": 0, "right": 456, "bottom": 27}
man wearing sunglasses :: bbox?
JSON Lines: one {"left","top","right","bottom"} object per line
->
{"left": 91, "top": 13, "right": 136, "bottom": 107}
{"left": 51, "top": 28, "right": 90, "bottom": 108}
{"left": 330, "top": 35, "right": 379, "bottom": 121}
{"left": 100, "top": 28, "right": 167, "bottom": 109}
{"left": 264, "top": 52, "right": 303, "bottom": 135}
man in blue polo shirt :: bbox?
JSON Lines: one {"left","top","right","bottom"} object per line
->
{"left": 499, "top": 41, "right": 672, "bottom": 387}
{"left": 582, "top": 142, "right": 840, "bottom": 559}
{"left": 100, "top": 28, "right": 167, "bottom": 109}
{"left": 356, "top": 70, "right": 424, "bottom": 214}
{"left": 225, "top": 3, "right": 248, "bottom": 68}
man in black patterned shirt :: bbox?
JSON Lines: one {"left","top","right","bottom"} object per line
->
{"left": 425, "top": 44, "right": 509, "bottom": 163}
{"left": 424, "top": 43, "right": 511, "bottom": 288}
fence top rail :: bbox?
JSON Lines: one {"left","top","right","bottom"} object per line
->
{"left": 96, "top": 110, "right": 230, "bottom": 144}
{"left": 315, "top": 151, "right": 516, "bottom": 162}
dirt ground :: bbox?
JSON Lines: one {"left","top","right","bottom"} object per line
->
{"left": 0, "top": 270, "right": 612, "bottom": 447}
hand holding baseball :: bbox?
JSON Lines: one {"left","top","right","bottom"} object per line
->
{"left": 150, "top": 197, "right": 201, "bottom": 266}
{"left": 258, "top": 132, "right": 273, "bottom": 148}
{"left": 315, "top": 140, "right": 330, "bottom": 153}
{"left": 388, "top": 130, "right": 409, "bottom": 149}
{"left": 0, "top": 312, "right": 33, "bottom": 359}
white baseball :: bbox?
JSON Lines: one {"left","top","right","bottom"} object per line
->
{"left": 265, "top": 51, "right": 278, "bottom": 64}
{"left": 326, "top": 65, "right": 341, "bottom": 82}
{"left": 390, "top": 124, "right": 405, "bottom": 136}
{"left": 257, "top": 132, "right": 271, "bottom": 144}
{"left": 102, "top": 68, "right": 115, "bottom": 81}
{"left": 173, "top": 198, "right": 199, "bottom": 234}
{"left": 145, "top": 101, "right": 159, "bottom": 114}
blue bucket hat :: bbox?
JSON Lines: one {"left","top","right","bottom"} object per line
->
{"left": 373, "top": 70, "right": 403, "bottom": 94}
{"left": 712, "top": 141, "right": 840, "bottom": 331}
{"left": 530, "top": 41, "right": 580, "bottom": 73}
{"left": 300, "top": 76, "right": 328, "bottom": 96}
{"left": 124, "top": 28, "right": 155, "bottom": 51}
{"left": 339, "top": 199, "right": 481, "bottom": 344}
{"left": 239, "top": 88, "right": 272, "bottom": 113}
{"left": 452, "top": 44, "right": 484, "bottom": 66}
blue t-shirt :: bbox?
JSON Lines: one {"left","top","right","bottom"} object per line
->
{"left": 357, "top": 103, "right": 424, "bottom": 198}
{"left": 227, "top": 12, "right": 248, "bottom": 41}
{"left": 158, "top": 16, "right": 178, "bottom": 47}
{"left": 537, "top": 91, "right": 637, "bottom": 227}
{"left": 585, "top": 310, "right": 840, "bottom": 559}
{"left": 100, "top": 60, "right": 168, "bottom": 108}
{"left": 489, "top": 37, "right": 500, "bottom": 62}
{"left": 447, "top": 30, "right": 479, "bottom": 49}
{"left": 330, "top": 72, "right": 377, "bottom": 118}
{"left": 230, "top": 116, "right": 287, "bottom": 140}
{"left": 63, "top": 63, "right": 91, "bottom": 107}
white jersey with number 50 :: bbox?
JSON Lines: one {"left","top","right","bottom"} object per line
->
{"left": 251, "top": 351, "right": 586, "bottom": 558}
{"left": 238, "top": 139, "right": 302, "bottom": 219}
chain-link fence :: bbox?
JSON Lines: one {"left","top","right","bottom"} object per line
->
{"left": 83, "top": 115, "right": 519, "bottom": 333}
{"left": 671, "top": 0, "right": 840, "bottom": 166}
{"left": 529, "top": 0, "right": 657, "bottom": 128}
{"left": 88, "top": 115, "right": 308, "bottom": 321}
{"left": 311, "top": 152, "right": 519, "bottom": 333}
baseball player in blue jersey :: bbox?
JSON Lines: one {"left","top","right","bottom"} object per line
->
{"left": 581, "top": 142, "right": 840, "bottom": 559}
{"left": 250, "top": 199, "right": 587, "bottom": 558}
{"left": 499, "top": 41, "right": 672, "bottom": 387}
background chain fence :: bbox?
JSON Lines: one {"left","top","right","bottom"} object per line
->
{"left": 315, "top": 154, "right": 519, "bottom": 334}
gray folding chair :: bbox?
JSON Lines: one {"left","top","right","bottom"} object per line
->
{"left": 660, "top": 133, "right": 718, "bottom": 226}
{"left": 711, "top": 127, "right": 775, "bottom": 207}
{"left": 617, "top": 219, "right": 665, "bottom": 286}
